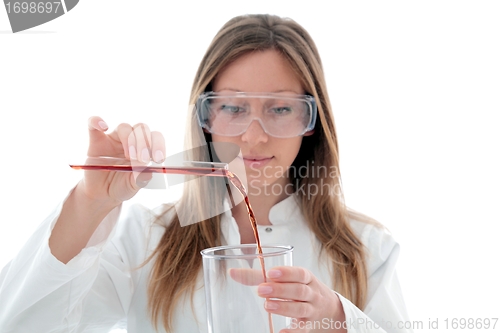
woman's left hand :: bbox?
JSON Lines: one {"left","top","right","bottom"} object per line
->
{"left": 230, "top": 266, "right": 347, "bottom": 333}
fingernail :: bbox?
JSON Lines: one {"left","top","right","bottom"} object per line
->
{"left": 154, "top": 150, "right": 164, "bottom": 163}
{"left": 267, "top": 270, "right": 282, "bottom": 278}
{"left": 129, "top": 146, "right": 137, "bottom": 160}
{"left": 265, "top": 301, "right": 279, "bottom": 310}
{"left": 141, "top": 148, "right": 150, "bottom": 162}
{"left": 258, "top": 285, "right": 273, "bottom": 295}
{"left": 137, "top": 179, "right": 150, "bottom": 188}
{"left": 98, "top": 121, "right": 108, "bottom": 130}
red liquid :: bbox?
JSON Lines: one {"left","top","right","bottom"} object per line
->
{"left": 226, "top": 172, "right": 274, "bottom": 333}
{"left": 70, "top": 164, "right": 274, "bottom": 333}
{"left": 69, "top": 164, "right": 228, "bottom": 176}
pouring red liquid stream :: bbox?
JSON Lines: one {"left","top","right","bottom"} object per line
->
{"left": 70, "top": 163, "right": 275, "bottom": 333}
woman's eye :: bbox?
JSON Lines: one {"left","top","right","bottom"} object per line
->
{"left": 221, "top": 105, "right": 243, "bottom": 114}
{"left": 271, "top": 107, "right": 293, "bottom": 115}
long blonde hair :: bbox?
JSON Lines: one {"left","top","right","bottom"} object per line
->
{"left": 147, "top": 14, "right": 373, "bottom": 332}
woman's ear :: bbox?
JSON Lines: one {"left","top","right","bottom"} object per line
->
{"left": 303, "top": 129, "right": 315, "bottom": 136}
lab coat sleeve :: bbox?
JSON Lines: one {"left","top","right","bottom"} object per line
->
{"left": 0, "top": 189, "right": 142, "bottom": 333}
{"left": 335, "top": 224, "right": 413, "bottom": 333}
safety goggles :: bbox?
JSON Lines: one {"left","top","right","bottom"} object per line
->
{"left": 196, "top": 92, "right": 317, "bottom": 138}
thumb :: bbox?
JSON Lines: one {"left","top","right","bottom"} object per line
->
{"left": 87, "top": 117, "right": 110, "bottom": 155}
{"left": 88, "top": 116, "right": 109, "bottom": 136}
{"left": 134, "top": 170, "right": 153, "bottom": 188}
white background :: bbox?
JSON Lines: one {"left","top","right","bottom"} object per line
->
{"left": 1, "top": 1, "right": 499, "bottom": 332}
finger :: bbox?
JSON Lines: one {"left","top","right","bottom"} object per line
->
{"left": 267, "top": 267, "right": 313, "bottom": 285}
{"left": 257, "top": 282, "right": 312, "bottom": 302}
{"left": 264, "top": 299, "right": 313, "bottom": 319}
{"left": 131, "top": 123, "right": 152, "bottom": 163}
{"left": 229, "top": 268, "right": 265, "bottom": 286}
{"left": 88, "top": 117, "right": 129, "bottom": 158}
{"left": 135, "top": 170, "right": 153, "bottom": 188}
{"left": 113, "top": 123, "right": 153, "bottom": 186}
{"left": 150, "top": 131, "right": 166, "bottom": 163}
{"left": 113, "top": 123, "right": 134, "bottom": 160}
{"left": 87, "top": 116, "right": 109, "bottom": 132}
{"left": 87, "top": 116, "right": 109, "bottom": 146}
{"left": 136, "top": 130, "right": 165, "bottom": 189}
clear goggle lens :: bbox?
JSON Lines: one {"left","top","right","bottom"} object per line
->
{"left": 196, "top": 92, "right": 317, "bottom": 138}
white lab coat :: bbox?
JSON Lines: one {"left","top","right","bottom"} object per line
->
{"left": 0, "top": 190, "right": 413, "bottom": 333}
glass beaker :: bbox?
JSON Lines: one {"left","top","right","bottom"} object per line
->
{"left": 201, "top": 244, "right": 293, "bottom": 333}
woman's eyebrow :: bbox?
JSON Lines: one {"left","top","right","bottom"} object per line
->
{"left": 214, "top": 88, "right": 241, "bottom": 92}
{"left": 214, "top": 88, "right": 302, "bottom": 94}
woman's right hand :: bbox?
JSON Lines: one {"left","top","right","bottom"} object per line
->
{"left": 80, "top": 116, "right": 166, "bottom": 205}
{"left": 49, "top": 116, "right": 166, "bottom": 263}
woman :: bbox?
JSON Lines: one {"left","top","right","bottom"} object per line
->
{"left": 0, "top": 14, "right": 411, "bottom": 333}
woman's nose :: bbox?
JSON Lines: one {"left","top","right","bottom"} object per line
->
{"left": 240, "top": 119, "right": 269, "bottom": 144}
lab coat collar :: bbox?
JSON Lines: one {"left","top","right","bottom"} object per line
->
{"left": 221, "top": 192, "right": 301, "bottom": 225}
{"left": 219, "top": 192, "right": 304, "bottom": 245}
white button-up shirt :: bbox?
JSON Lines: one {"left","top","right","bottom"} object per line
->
{"left": 0, "top": 192, "right": 413, "bottom": 333}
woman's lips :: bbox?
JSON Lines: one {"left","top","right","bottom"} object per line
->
{"left": 242, "top": 156, "right": 273, "bottom": 168}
